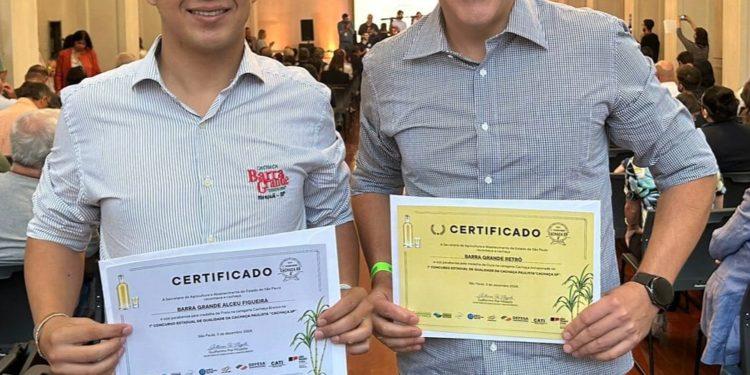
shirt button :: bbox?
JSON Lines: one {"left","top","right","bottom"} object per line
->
{"left": 202, "top": 177, "right": 214, "bottom": 188}
{"left": 207, "top": 235, "right": 216, "bottom": 243}
{"left": 480, "top": 68, "right": 488, "bottom": 77}
{"left": 485, "top": 176, "right": 493, "bottom": 184}
{"left": 490, "top": 342, "right": 498, "bottom": 352}
{"left": 199, "top": 123, "right": 207, "bottom": 129}
{"left": 481, "top": 122, "right": 489, "bottom": 131}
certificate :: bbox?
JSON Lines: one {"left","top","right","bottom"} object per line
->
{"left": 99, "top": 227, "right": 346, "bottom": 375}
{"left": 391, "top": 196, "right": 601, "bottom": 344}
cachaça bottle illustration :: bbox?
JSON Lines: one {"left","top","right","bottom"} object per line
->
{"left": 117, "top": 274, "right": 131, "bottom": 310}
{"left": 403, "top": 215, "right": 414, "bottom": 248}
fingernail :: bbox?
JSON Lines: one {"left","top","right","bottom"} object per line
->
{"left": 331, "top": 336, "right": 340, "bottom": 344}
{"left": 123, "top": 326, "right": 133, "bottom": 335}
{"left": 563, "top": 344, "right": 572, "bottom": 353}
{"left": 417, "top": 337, "right": 425, "bottom": 343}
{"left": 314, "top": 330, "right": 324, "bottom": 339}
{"left": 562, "top": 332, "right": 571, "bottom": 340}
{"left": 317, "top": 318, "right": 328, "bottom": 326}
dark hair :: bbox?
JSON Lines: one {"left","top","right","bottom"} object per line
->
{"left": 62, "top": 34, "right": 76, "bottom": 49}
{"left": 380, "top": 23, "right": 388, "bottom": 32}
{"left": 676, "top": 92, "right": 702, "bottom": 115}
{"left": 65, "top": 66, "right": 87, "bottom": 86}
{"left": 643, "top": 19, "right": 655, "bottom": 31}
{"left": 298, "top": 48, "right": 310, "bottom": 62}
{"left": 677, "top": 65, "right": 702, "bottom": 92}
{"left": 16, "top": 82, "right": 53, "bottom": 100}
{"left": 70, "top": 30, "right": 94, "bottom": 50}
{"left": 640, "top": 46, "right": 654, "bottom": 60}
{"left": 25, "top": 65, "right": 49, "bottom": 82}
{"left": 702, "top": 85, "right": 739, "bottom": 123}
{"left": 273, "top": 53, "right": 284, "bottom": 63}
{"left": 397, "top": 10, "right": 404, "bottom": 15}
{"left": 342, "top": 13, "right": 349, "bottom": 19}
{"left": 741, "top": 80, "right": 750, "bottom": 125}
{"left": 329, "top": 50, "right": 346, "bottom": 72}
{"left": 695, "top": 27, "right": 709, "bottom": 48}
{"left": 302, "top": 64, "right": 319, "bottom": 81}
{"left": 47, "top": 94, "right": 62, "bottom": 109}
{"left": 677, "top": 51, "right": 694, "bottom": 65}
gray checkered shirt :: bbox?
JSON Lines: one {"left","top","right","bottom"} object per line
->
{"left": 352, "top": 1, "right": 718, "bottom": 374}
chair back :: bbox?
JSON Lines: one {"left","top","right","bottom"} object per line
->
{"left": 641, "top": 208, "right": 735, "bottom": 291}
{"left": 608, "top": 147, "right": 634, "bottom": 171}
{"left": 723, "top": 172, "right": 750, "bottom": 208}
{"left": 0, "top": 267, "right": 34, "bottom": 348}
{"left": 610, "top": 173, "right": 626, "bottom": 239}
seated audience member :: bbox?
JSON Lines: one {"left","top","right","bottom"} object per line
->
{"left": 65, "top": 66, "right": 88, "bottom": 86}
{"left": 0, "top": 82, "right": 53, "bottom": 158}
{"left": 677, "top": 50, "right": 694, "bottom": 67}
{"left": 310, "top": 48, "right": 327, "bottom": 75}
{"left": 297, "top": 48, "right": 311, "bottom": 66}
{"left": 655, "top": 60, "right": 679, "bottom": 97}
{"left": 700, "top": 86, "right": 750, "bottom": 172}
{"left": 301, "top": 64, "right": 320, "bottom": 81}
{"left": 676, "top": 92, "right": 705, "bottom": 127}
{"left": 0, "top": 109, "right": 58, "bottom": 266}
{"left": 321, "top": 50, "right": 351, "bottom": 85}
{"left": 378, "top": 23, "right": 389, "bottom": 41}
{"left": 115, "top": 52, "right": 137, "bottom": 68}
{"left": 677, "top": 64, "right": 704, "bottom": 99}
{"left": 259, "top": 46, "right": 272, "bottom": 57}
{"left": 0, "top": 77, "right": 16, "bottom": 111}
{"left": 616, "top": 157, "right": 725, "bottom": 248}
{"left": 24, "top": 65, "right": 50, "bottom": 84}
{"left": 701, "top": 188, "right": 750, "bottom": 367}
{"left": 272, "top": 52, "right": 284, "bottom": 64}
{"left": 740, "top": 79, "right": 749, "bottom": 125}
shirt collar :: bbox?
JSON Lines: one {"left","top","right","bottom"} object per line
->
{"left": 404, "top": 0, "right": 548, "bottom": 61}
{"left": 131, "top": 36, "right": 266, "bottom": 89}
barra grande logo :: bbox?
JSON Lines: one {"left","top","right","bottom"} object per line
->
{"left": 247, "top": 164, "right": 289, "bottom": 200}
{"left": 279, "top": 258, "right": 302, "bottom": 281}
{"left": 547, "top": 222, "right": 570, "bottom": 245}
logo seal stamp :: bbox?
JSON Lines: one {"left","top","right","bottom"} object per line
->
{"left": 279, "top": 258, "right": 302, "bottom": 281}
{"left": 547, "top": 222, "right": 570, "bottom": 245}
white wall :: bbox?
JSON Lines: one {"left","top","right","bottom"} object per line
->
{"left": 139, "top": 0, "right": 161, "bottom": 50}
{"left": 254, "top": 0, "right": 352, "bottom": 52}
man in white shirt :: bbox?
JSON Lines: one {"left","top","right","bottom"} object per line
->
{"left": 656, "top": 60, "right": 679, "bottom": 98}
{"left": 391, "top": 10, "right": 408, "bottom": 33}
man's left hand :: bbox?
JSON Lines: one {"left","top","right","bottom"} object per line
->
{"left": 315, "top": 287, "right": 373, "bottom": 355}
{"left": 562, "top": 282, "right": 659, "bottom": 361}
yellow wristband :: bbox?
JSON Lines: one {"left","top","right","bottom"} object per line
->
{"left": 370, "top": 262, "right": 393, "bottom": 279}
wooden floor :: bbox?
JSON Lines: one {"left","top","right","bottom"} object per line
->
{"left": 340, "top": 110, "right": 723, "bottom": 375}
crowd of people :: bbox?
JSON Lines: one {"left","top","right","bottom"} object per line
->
{"left": 0, "top": 2, "right": 749, "bottom": 374}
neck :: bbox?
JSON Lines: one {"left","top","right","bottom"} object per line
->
{"left": 11, "top": 164, "right": 41, "bottom": 179}
{"left": 442, "top": 1, "right": 515, "bottom": 62}
{"left": 158, "top": 35, "right": 245, "bottom": 116}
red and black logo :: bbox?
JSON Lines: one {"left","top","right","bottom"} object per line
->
{"left": 248, "top": 164, "right": 289, "bottom": 200}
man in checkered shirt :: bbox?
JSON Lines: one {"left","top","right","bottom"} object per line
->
{"left": 352, "top": 0, "right": 718, "bottom": 373}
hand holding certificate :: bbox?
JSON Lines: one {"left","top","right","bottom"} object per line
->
{"left": 390, "top": 196, "right": 602, "bottom": 343}
{"left": 99, "top": 227, "right": 348, "bottom": 375}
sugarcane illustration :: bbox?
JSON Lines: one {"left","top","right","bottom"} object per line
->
{"left": 291, "top": 297, "right": 329, "bottom": 375}
{"left": 554, "top": 265, "right": 594, "bottom": 320}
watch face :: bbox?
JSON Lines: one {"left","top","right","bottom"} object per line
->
{"left": 651, "top": 277, "right": 674, "bottom": 307}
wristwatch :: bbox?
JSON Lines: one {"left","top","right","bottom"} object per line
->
{"left": 631, "top": 273, "right": 674, "bottom": 310}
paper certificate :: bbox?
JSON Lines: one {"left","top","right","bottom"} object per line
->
{"left": 99, "top": 227, "right": 346, "bottom": 375}
{"left": 391, "top": 196, "right": 601, "bottom": 344}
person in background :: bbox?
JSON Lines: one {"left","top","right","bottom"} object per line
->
{"left": 310, "top": 47, "right": 327, "bottom": 75}
{"left": 0, "top": 82, "right": 53, "bottom": 158}
{"left": 259, "top": 46, "right": 272, "bottom": 58}
{"left": 321, "top": 50, "right": 351, "bottom": 86}
{"left": 701, "top": 188, "right": 750, "bottom": 369}
{"left": 640, "top": 19, "right": 660, "bottom": 63}
{"left": 339, "top": 21, "right": 356, "bottom": 53}
{"left": 0, "top": 56, "right": 7, "bottom": 83}
{"left": 115, "top": 53, "right": 137, "bottom": 68}
{"left": 0, "top": 109, "right": 58, "bottom": 266}
{"left": 676, "top": 92, "right": 705, "bottom": 127}
{"left": 677, "top": 64, "right": 704, "bottom": 100}
{"left": 655, "top": 61, "right": 679, "bottom": 97}
{"left": 0, "top": 61, "right": 17, "bottom": 111}
{"left": 55, "top": 30, "right": 101, "bottom": 92}
{"left": 391, "top": 10, "right": 408, "bottom": 33}
{"left": 244, "top": 27, "right": 256, "bottom": 51}
{"left": 677, "top": 15, "right": 709, "bottom": 63}
{"left": 256, "top": 29, "right": 274, "bottom": 51}
{"left": 272, "top": 52, "right": 284, "bottom": 64}
{"left": 64, "top": 66, "right": 87, "bottom": 87}
{"left": 338, "top": 13, "right": 350, "bottom": 34}
{"left": 378, "top": 23, "right": 390, "bottom": 41}
{"left": 412, "top": 12, "right": 424, "bottom": 24}
{"left": 24, "top": 65, "right": 50, "bottom": 85}
{"left": 390, "top": 25, "right": 400, "bottom": 37}
{"left": 740, "top": 79, "right": 749, "bottom": 125}
{"left": 359, "top": 14, "right": 375, "bottom": 43}
{"left": 700, "top": 86, "right": 750, "bottom": 173}
{"left": 297, "top": 48, "right": 311, "bottom": 67}
{"left": 139, "top": 37, "right": 148, "bottom": 59}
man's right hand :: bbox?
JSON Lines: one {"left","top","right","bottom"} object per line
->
{"left": 369, "top": 274, "right": 424, "bottom": 353}
{"left": 40, "top": 316, "right": 132, "bottom": 375}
